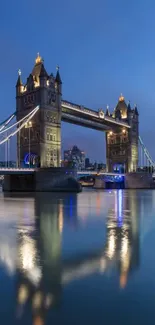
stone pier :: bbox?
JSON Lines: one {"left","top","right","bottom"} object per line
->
{"left": 3, "top": 168, "right": 81, "bottom": 192}
{"left": 125, "top": 172, "right": 155, "bottom": 189}
{"left": 94, "top": 177, "right": 105, "bottom": 189}
{"left": 92, "top": 172, "right": 155, "bottom": 189}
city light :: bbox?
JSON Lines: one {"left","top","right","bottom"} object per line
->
{"left": 25, "top": 121, "right": 32, "bottom": 128}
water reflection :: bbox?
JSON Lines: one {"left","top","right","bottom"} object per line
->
{"left": 0, "top": 190, "right": 145, "bottom": 324}
{"left": 106, "top": 190, "right": 140, "bottom": 288}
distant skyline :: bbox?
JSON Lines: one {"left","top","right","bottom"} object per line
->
{"left": 1, "top": 0, "right": 155, "bottom": 161}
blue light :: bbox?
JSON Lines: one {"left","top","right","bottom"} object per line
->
{"left": 69, "top": 196, "right": 73, "bottom": 217}
{"left": 117, "top": 190, "right": 123, "bottom": 227}
{"left": 24, "top": 153, "right": 37, "bottom": 166}
{"left": 24, "top": 153, "right": 30, "bottom": 165}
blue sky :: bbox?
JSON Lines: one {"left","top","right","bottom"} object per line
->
{"left": 0, "top": 0, "right": 155, "bottom": 162}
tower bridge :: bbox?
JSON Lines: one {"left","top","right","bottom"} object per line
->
{"left": 15, "top": 53, "right": 138, "bottom": 173}
{"left": 0, "top": 53, "right": 154, "bottom": 187}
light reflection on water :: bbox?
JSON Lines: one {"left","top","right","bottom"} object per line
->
{"left": 0, "top": 189, "right": 155, "bottom": 324}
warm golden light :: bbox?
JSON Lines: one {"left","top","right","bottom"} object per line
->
{"left": 46, "top": 80, "right": 49, "bottom": 86}
{"left": 106, "top": 230, "right": 116, "bottom": 259}
{"left": 58, "top": 203, "right": 63, "bottom": 233}
{"left": 25, "top": 121, "right": 32, "bottom": 128}
{"left": 119, "top": 93, "right": 124, "bottom": 101}
{"left": 35, "top": 53, "right": 43, "bottom": 64}
{"left": 109, "top": 131, "right": 113, "bottom": 136}
{"left": 120, "top": 273, "right": 127, "bottom": 289}
{"left": 18, "top": 285, "right": 29, "bottom": 304}
{"left": 34, "top": 80, "right": 40, "bottom": 88}
{"left": 33, "top": 316, "right": 44, "bottom": 325}
{"left": 32, "top": 292, "right": 43, "bottom": 309}
{"left": 20, "top": 86, "right": 24, "bottom": 93}
{"left": 121, "top": 111, "right": 127, "bottom": 119}
{"left": 122, "top": 129, "right": 126, "bottom": 134}
{"left": 20, "top": 85, "right": 27, "bottom": 93}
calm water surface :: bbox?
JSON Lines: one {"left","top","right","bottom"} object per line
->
{"left": 0, "top": 189, "right": 155, "bottom": 324}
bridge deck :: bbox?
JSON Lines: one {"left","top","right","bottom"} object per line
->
{"left": 0, "top": 167, "right": 124, "bottom": 177}
{"left": 62, "top": 100, "right": 130, "bottom": 130}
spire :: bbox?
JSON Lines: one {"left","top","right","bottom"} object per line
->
{"left": 35, "top": 52, "right": 43, "bottom": 65}
{"left": 127, "top": 100, "right": 131, "bottom": 111}
{"left": 105, "top": 105, "right": 110, "bottom": 116}
{"left": 16, "top": 69, "right": 23, "bottom": 87}
{"left": 32, "top": 53, "right": 48, "bottom": 79}
{"left": 55, "top": 65, "right": 62, "bottom": 84}
{"left": 134, "top": 104, "right": 139, "bottom": 115}
{"left": 119, "top": 93, "right": 125, "bottom": 102}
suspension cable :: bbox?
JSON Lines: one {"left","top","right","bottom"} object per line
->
{"left": 139, "top": 136, "right": 155, "bottom": 167}
{"left": 0, "top": 112, "right": 16, "bottom": 132}
{"left": 0, "top": 106, "right": 39, "bottom": 135}
{"left": 0, "top": 106, "right": 39, "bottom": 146}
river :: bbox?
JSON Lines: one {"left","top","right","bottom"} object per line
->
{"left": 0, "top": 189, "right": 155, "bottom": 324}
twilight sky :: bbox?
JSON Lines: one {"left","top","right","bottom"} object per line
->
{"left": 0, "top": 0, "right": 155, "bottom": 162}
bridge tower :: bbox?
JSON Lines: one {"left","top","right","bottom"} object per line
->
{"left": 106, "top": 95, "right": 139, "bottom": 173}
{"left": 16, "top": 54, "right": 62, "bottom": 168}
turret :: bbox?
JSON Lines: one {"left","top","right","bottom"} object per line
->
{"left": 127, "top": 101, "right": 131, "bottom": 111}
{"left": 27, "top": 74, "right": 34, "bottom": 92}
{"left": 134, "top": 104, "right": 139, "bottom": 116}
{"left": 16, "top": 69, "right": 23, "bottom": 96}
{"left": 39, "top": 63, "right": 48, "bottom": 88}
{"left": 55, "top": 66, "right": 62, "bottom": 95}
{"left": 105, "top": 105, "right": 110, "bottom": 116}
{"left": 127, "top": 100, "right": 132, "bottom": 118}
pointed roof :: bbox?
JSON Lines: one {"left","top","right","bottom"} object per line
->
{"left": 16, "top": 69, "right": 22, "bottom": 87}
{"left": 31, "top": 53, "right": 48, "bottom": 78}
{"left": 27, "top": 73, "right": 34, "bottom": 86}
{"left": 28, "top": 73, "right": 34, "bottom": 81}
{"left": 134, "top": 104, "right": 139, "bottom": 115}
{"left": 115, "top": 109, "right": 121, "bottom": 119}
{"left": 115, "top": 94, "right": 128, "bottom": 112}
{"left": 55, "top": 66, "right": 62, "bottom": 84}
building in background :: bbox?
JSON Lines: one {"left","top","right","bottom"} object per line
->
{"left": 64, "top": 146, "right": 85, "bottom": 170}
{"left": 85, "top": 158, "right": 90, "bottom": 169}
{"left": 0, "top": 161, "right": 16, "bottom": 168}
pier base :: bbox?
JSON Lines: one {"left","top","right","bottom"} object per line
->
{"left": 3, "top": 168, "right": 81, "bottom": 192}
{"left": 125, "top": 172, "right": 155, "bottom": 189}
{"left": 94, "top": 177, "right": 105, "bottom": 189}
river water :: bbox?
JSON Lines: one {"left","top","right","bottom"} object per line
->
{"left": 0, "top": 189, "right": 155, "bottom": 324}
